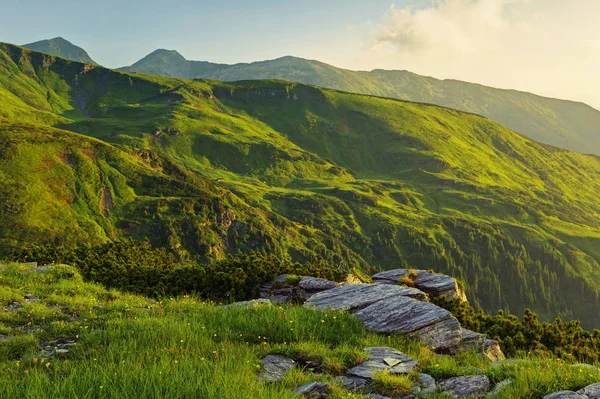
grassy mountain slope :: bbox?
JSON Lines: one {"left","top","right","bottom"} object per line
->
{"left": 120, "top": 52, "right": 600, "bottom": 156}
{"left": 3, "top": 42, "right": 600, "bottom": 328}
{"left": 23, "top": 37, "right": 97, "bottom": 65}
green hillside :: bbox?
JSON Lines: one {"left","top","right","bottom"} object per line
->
{"left": 121, "top": 51, "right": 600, "bottom": 157}
{"left": 3, "top": 42, "right": 600, "bottom": 329}
{"left": 23, "top": 37, "right": 97, "bottom": 65}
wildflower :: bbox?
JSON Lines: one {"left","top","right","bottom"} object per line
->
{"left": 45, "top": 362, "right": 51, "bottom": 368}
{"left": 321, "top": 320, "right": 325, "bottom": 323}
{"left": 180, "top": 339, "right": 184, "bottom": 343}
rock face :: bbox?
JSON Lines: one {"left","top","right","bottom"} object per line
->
{"left": 259, "top": 355, "right": 295, "bottom": 382}
{"left": 260, "top": 274, "right": 338, "bottom": 303}
{"left": 354, "top": 296, "right": 462, "bottom": 351}
{"left": 438, "top": 375, "right": 491, "bottom": 398}
{"left": 346, "top": 347, "right": 418, "bottom": 379}
{"left": 295, "top": 382, "right": 332, "bottom": 398}
{"left": 579, "top": 382, "right": 600, "bottom": 398}
{"left": 372, "top": 269, "right": 467, "bottom": 301}
{"left": 544, "top": 392, "right": 588, "bottom": 399}
{"left": 305, "top": 284, "right": 427, "bottom": 312}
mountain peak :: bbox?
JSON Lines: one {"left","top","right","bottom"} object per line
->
{"left": 23, "top": 37, "right": 97, "bottom": 65}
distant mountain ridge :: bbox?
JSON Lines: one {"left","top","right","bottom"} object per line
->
{"left": 23, "top": 37, "right": 97, "bottom": 65}
{"left": 119, "top": 49, "right": 600, "bottom": 156}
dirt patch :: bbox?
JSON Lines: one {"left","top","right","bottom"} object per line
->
{"left": 100, "top": 187, "right": 114, "bottom": 217}
{"left": 82, "top": 147, "right": 97, "bottom": 163}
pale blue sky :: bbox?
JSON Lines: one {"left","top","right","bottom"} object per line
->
{"left": 0, "top": 0, "right": 429, "bottom": 68}
{"left": 1, "top": 0, "right": 599, "bottom": 108}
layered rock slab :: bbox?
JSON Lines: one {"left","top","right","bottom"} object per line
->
{"left": 438, "top": 375, "right": 491, "bottom": 398}
{"left": 372, "top": 269, "right": 466, "bottom": 300}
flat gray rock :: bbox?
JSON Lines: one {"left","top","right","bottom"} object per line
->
{"left": 346, "top": 347, "right": 418, "bottom": 379}
{"left": 373, "top": 269, "right": 466, "bottom": 300}
{"left": 336, "top": 375, "right": 367, "bottom": 392}
{"left": 295, "top": 382, "right": 332, "bottom": 398}
{"left": 544, "top": 392, "right": 588, "bottom": 399}
{"left": 259, "top": 354, "right": 295, "bottom": 382}
{"left": 305, "top": 284, "right": 427, "bottom": 312}
{"left": 489, "top": 380, "right": 513, "bottom": 398}
{"left": 354, "top": 296, "right": 462, "bottom": 351}
{"left": 438, "top": 375, "right": 491, "bottom": 398}
{"left": 298, "top": 276, "right": 338, "bottom": 292}
{"left": 578, "top": 383, "right": 600, "bottom": 398}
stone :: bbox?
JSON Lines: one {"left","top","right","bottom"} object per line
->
{"left": 24, "top": 295, "right": 39, "bottom": 302}
{"left": 305, "top": 284, "right": 427, "bottom": 313}
{"left": 372, "top": 269, "right": 466, "bottom": 301}
{"left": 26, "top": 265, "right": 53, "bottom": 274}
{"left": 346, "top": 347, "right": 418, "bottom": 379}
{"left": 483, "top": 339, "right": 505, "bottom": 361}
{"left": 354, "top": 297, "right": 462, "bottom": 351}
{"left": 259, "top": 355, "right": 295, "bottom": 382}
{"left": 438, "top": 375, "right": 491, "bottom": 398}
{"left": 222, "top": 299, "right": 271, "bottom": 308}
{"left": 543, "top": 392, "right": 588, "bottom": 399}
{"left": 415, "top": 373, "right": 436, "bottom": 395}
{"left": 578, "top": 383, "right": 600, "bottom": 398}
{"left": 336, "top": 375, "right": 367, "bottom": 392}
{"left": 5, "top": 302, "right": 23, "bottom": 311}
{"left": 298, "top": 276, "right": 338, "bottom": 292}
{"left": 488, "top": 380, "right": 513, "bottom": 398}
{"left": 295, "top": 382, "right": 332, "bottom": 398}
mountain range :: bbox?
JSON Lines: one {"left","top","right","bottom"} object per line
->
{"left": 118, "top": 49, "right": 600, "bottom": 157}
{"left": 23, "top": 37, "right": 97, "bottom": 65}
{"left": 3, "top": 41, "right": 600, "bottom": 328}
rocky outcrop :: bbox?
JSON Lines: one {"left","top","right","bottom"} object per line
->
{"left": 354, "top": 296, "right": 462, "bottom": 351}
{"left": 259, "top": 355, "right": 295, "bottom": 382}
{"left": 438, "top": 375, "right": 491, "bottom": 398}
{"left": 447, "top": 329, "right": 505, "bottom": 361}
{"left": 260, "top": 275, "right": 338, "bottom": 303}
{"left": 372, "top": 269, "right": 467, "bottom": 301}
{"left": 305, "top": 283, "right": 427, "bottom": 312}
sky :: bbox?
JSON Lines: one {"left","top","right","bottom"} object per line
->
{"left": 1, "top": 0, "right": 599, "bottom": 109}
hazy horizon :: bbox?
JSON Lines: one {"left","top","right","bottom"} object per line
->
{"left": 2, "top": 0, "right": 599, "bottom": 109}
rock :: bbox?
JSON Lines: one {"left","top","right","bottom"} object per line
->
{"left": 438, "top": 375, "right": 491, "bottom": 398}
{"left": 344, "top": 274, "right": 363, "bottom": 285}
{"left": 222, "top": 299, "right": 271, "bottom": 308}
{"left": 259, "top": 355, "right": 295, "bottom": 382}
{"left": 55, "top": 349, "right": 70, "bottom": 355}
{"left": 488, "top": 380, "right": 512, "bottom": 398}
{"left": 5, "top": 302, "right": 23, "bottom": 311}
{"left": 24, "top": 295, "right": 39, "bottom": 302}
{"left": 354, "top": 296, "right": 462, "bottom": 351}
{"left": 346, "top": 347, "right": 418, "bottom": 379}
{"left": 298, "top": 277, "right": 338, "bottom": 292}
{"left": 305, "top": 284, "right": 427, "bottom": 312}
{"left": 336, "top": 375, "right": 367, "bottom": 392}
{"left": 295, "top": 382, "right": 332, "bottom": 398}
{"left": 372, "top": 269, "right": 467, "bottom": 301}
{"left": 447, "top": 330, "right": 505, "bottom": 361}
{"left": 26, "top": 265, "right": 53, "bottom": 274}
{"left": 544, "top": 392, "right": 588, "bottom": 399}
{"left": 414, "top": 373, "right": 436, "bottom": 395}
{"left": 578, "top": 383, "right": 600, "bottom": 398}
{"left": 483, "top": 339, "right": 505, "bottom": 361}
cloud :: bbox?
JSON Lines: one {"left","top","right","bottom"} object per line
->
{"left": 364, "top": 0, "right": 600, "bottom": 109}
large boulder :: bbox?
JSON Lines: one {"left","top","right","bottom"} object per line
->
{"left": 260, "top": 275, "right": 338, "bottom": 303}
{"left": 305, "top": 284, "right": 427, "bottom": 312}
{"left": 298, "top": 276, "right": 339, "bottom": 292}
{"left": 259, "top": 355, "right": 295, "bottom": 382}
{"left": 354, "top": 296, "right": 462, "bottom": 351}
{"left": 372, "top": 269, "right": 467, "bottom": 301}
{"left": 578, "top": 383, "right": 600, "bottom": 398}
{"left": 438, "top": 375, "right": 491, "bottom": 398}
{"left": 346, "top": 347, "right": 418, "bottom": 379}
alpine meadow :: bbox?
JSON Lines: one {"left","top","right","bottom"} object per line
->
{"left": 2, "top": 7, "right": 600, "bottom": 396}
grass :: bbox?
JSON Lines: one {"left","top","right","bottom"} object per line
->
{"left": 0, "top": 263, "right": 599, "bottom": 398}
{"left": 4, "top": 41, "right": 600, "bottom": 330}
